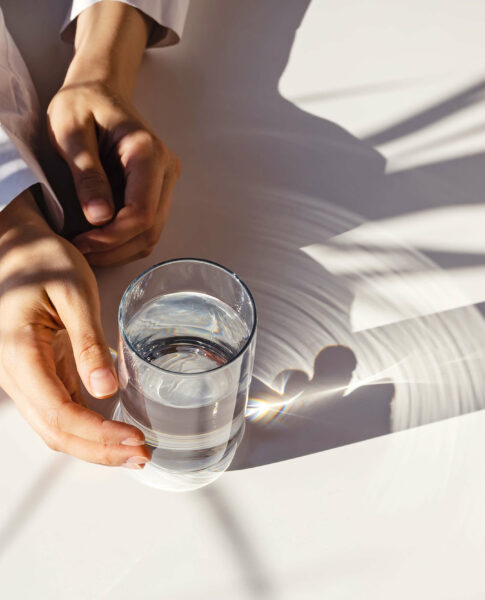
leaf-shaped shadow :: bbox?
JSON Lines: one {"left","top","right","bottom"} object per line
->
{"left": 231, "top": 345, "right": 394, "bottom": 470}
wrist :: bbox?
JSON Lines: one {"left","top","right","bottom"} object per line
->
{"left": 64, "top": 1, "right": 151, "bottom": 99}
{"left": 63, "top": 55, "right": 128, "bottom": 99}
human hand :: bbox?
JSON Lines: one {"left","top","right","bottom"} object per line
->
{"left": 47, "top": 1, "right": 180, "bottom": 267}
{"left": 47, "top": 81, "right": 180, "bottom": 267}
{"left": 0, "top": 190, "right": 151, "bottom": 467}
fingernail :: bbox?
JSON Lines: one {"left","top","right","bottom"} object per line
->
{"left": 122, "top": 456, "right": 150, "bottom": 469}
{"left": 89, "top": 368, "right": 117, "bottom": 398}
{"left": 85, "top": 198, "right": 112, "bottom": 224}
{"left": 121, "top": 438, "right": 145, "bottom": 446}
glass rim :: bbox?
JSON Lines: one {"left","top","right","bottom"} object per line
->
{"left": 118, "top": 258, "right": 257, "bottom": 377}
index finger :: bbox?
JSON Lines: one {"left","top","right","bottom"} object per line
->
{"left": 73, "top": 132, "right": 165, "bottom": 253}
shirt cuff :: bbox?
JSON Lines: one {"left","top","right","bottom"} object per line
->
{"left": 61, "top": 0, "right": 189, "bottom": 48}
{"left": 0, "top": 126, "right": 64, "bottom": 231}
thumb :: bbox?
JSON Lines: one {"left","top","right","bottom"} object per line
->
{"left": 53, "top": 117, "right": 114, "bottom": 226}
{"left": 49, "top": 276, "right": 118, "bottom": 399}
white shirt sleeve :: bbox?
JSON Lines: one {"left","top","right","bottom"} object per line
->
{"left": 61, "top": 0, "right": 190, "bottom": 48}
{"left": 0, "top": 8, "right": 64, "bottom": 230}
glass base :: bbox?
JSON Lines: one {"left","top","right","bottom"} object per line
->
{"left": 112, "top": 402, "right": 244, "bottom": 492}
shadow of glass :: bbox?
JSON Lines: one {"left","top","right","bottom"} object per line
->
{"left": 232, "top": 345, "right": 393, "bottom": 470}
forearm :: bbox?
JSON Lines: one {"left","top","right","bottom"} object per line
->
{"left": 63, "top": 1, "right": 151, "bottom": 98}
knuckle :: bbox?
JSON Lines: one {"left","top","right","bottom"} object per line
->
{"left": 144, "top": 228, "right": 160, "bottom": 248}
{"left": 52, "top": 122, "right": 89, "bottom": 154}
{"left": 23, "top": 233, "right": 66, "bottom": 260}
{"left": 136, "top": 210, "right": 155, "bottom": 232}
{"left": 44, "top": 408, "right": 61, "bottom": 431}
{"left": 76, "top": 339, "right": 107, "bottom": 365}
{"left": 42, "top": 425, "right": 63, "bottom": 453}
{"left": 129, "top": 131, "right": 170, "bottom": 169}
{"left": 97, "top": 445, "right": 118, "bottom": 466}
{"left": 77, "top": 168, "right": 108, "bottom": 193}
{"left": 48, "top": 238, "right": 82, "bottom": 272}
{"left": 129, "top": 130, "right": 159, "bottom": 157}
{"left": 44, "top": 437, "right": 61, "bottom": 453}
{"left": 46, "top": 104, "right": 74, "bottom": 135}
{"left": 157, "top": 142, "right": 169, "bottom": 168}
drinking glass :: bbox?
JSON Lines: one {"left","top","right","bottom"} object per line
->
{"left": 113, "top": 258, "right": 257, "bottom": 491}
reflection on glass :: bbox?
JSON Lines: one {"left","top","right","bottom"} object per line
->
{"left": 114, "top": 259, "right": 257, "bottom": 491}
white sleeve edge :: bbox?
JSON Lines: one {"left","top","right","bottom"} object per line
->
{"left": 61, "top": 0, "right": 189, "bottom": 48}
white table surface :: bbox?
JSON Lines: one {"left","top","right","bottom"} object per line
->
{"left": 2, "top": 1, "right": 485, "bottom": 598}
